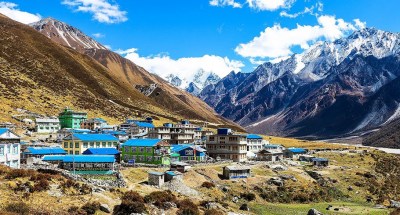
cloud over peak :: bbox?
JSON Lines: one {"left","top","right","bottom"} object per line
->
{"left": 0, "top": 2, "right": 41, "bottom": 24}
{"left": 209, "top": 0, "right": 295, "bottom": 11}
{"left": 235, "top": 15, "right": 367, "bottom": 59}
{"left": 62, "top": 0, "right": 127, "bottom": 24}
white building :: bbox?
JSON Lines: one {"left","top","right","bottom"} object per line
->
{"left": 35, "top": 117, "right": 60, "bottom": 133}
{"left": 246, "top": 134, "right": 264, "bottom": 153}
{"left": 206, "top": 128, "right": 247, "bottom": 162}
{"left": 0, "top": 128, "right": 21, "bottom": 168}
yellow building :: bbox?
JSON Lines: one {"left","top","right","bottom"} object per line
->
{"left": 62, "top": 134, "right": 119, "bottom": 155}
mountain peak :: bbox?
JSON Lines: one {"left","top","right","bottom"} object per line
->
{"left": 29, "top": 18, "right": 107, "bottom": 52}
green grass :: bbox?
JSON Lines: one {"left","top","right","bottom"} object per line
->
{"left": 250, "top": 202, "right": 391, "bottom": 215}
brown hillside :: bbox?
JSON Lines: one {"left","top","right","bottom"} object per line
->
{"left": 0, "top": 15, "right": 241, "bottom": 129}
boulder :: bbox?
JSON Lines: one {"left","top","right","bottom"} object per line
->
{"left": 269, "top": 177, "right": 284, "bottom": 187}
{"left": 239, "top": 204, "right": 249, "bottom": 211}
{"left": 391, "top": 200, "right": 400, "bottom": 208}
{"left": 99, "top": 204, "right": 111, "bottom": 213}
{"left": 307, "top": 208, "right": 323, "bottom": 215}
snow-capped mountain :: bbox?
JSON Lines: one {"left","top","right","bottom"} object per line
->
{"left": 29, "top": 18, "right": 107, "bottom": 52}
{"left": 200, "top": 28, "right": 400, "bottom": 139}
{"left": 162, "top": 70, "right": 221, "bottom": 95}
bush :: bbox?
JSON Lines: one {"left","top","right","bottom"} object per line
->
{"left": 144, "top": 191, "right": 177, "bottom": 209}
{"left": 5, "top": 169, "right": 34, "bottom": 179}
{"left": 81, "top": 202, "right": 101, "bottom": 215}
{"left": 33, "top": 179, "right": 50, "bottom": 192}
{"left": 241, "top": 192, "right": 256, "bottom": 201}
{"left": 30, "top": 173, "right": 52, "bottom": 182}
{"left": 113, "top": 191, "right": 147, "bottom": 215}
{"left": 5, "top": 202, "right": 30, "bottom": 215}
{"left": 204, "top": 209, "right": 224, "bottom": 215}
{"left": 68, "top": 206, "right": 86, "bottom": 215}
{"left": 201, "top": 181, "right": 215, "bottom": 189}
{"left": 177, "top": 199, "right": 199, "bottom": 215}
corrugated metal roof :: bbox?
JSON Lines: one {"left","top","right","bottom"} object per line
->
{"left": 63, "top": 155, "right": 115, "bottom": 163}
{"left": 83, "top": 148, "right": 120, "bottom": 155}
{"left": 264, "top": 144, "right": 282, "bottom": 148}
{"left": 122, "top": 139, "right": 164, "bottom": 147}
{"left": 224, "top": 165, "right": 251, "bottom": 170}
{"left": 171, "top": 144, "right": 206, "bottom": 153}
{"left": 312, "top": 157, "right": 329, "bottom": 162}
{"left": 70, "top": 134, "right": 118, "bottom": 141}
{"left": 246, "top": 134, "right": 263, "bottom": 139}
{"left": 42, "top": 155, "right": 65, "bottom": 161}
{"left": 134, "top": 122, "right": 155, "bottom": 128}
{"left": 0, "top": 128, "right": 9, "bottom": 135}
{"left": 149, "top": 171, "right": 164, "bottom": 176}
{"left": 288, "top": 148, "right": 307, "bottom": 153}
{"left": 26, "top": 147, "right": 66, "bottom": 155}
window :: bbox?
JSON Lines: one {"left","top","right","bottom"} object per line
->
{"left": 102, "top": 142, "right": 106, "bottom": 147}
{"left": 209, "top": 137, "right": 215, "bottom": 141}
{"left": 69, "top": 150, "right": 73, "bottom": 155}
{"left": 69, "top": 142, "right": 73, "bottom": 148}
{"left": 124, "top": 147, "right": 130, "bottom": 153}
{"left": 140, "top": 147, "right": 144, "bottom": 152}
{"left": 107, "top": 142, "right": 112, "bottom": 147}
{"left": 7, "top": 146, "right": 10, "bottom": 153}
{"left": 75, "top": 142, "right": 79, "bottom": 148}
{"left": 75, "top": 151, "right": 79, "bottom": 155}
{"left": 13, "top": 145, "right": 18, "bottom": 154}
{"left": 0, "top": 147, "right": 4, "bottom": 155}
{"left": 146, "top": 148, "right": 152, "bottom": 153}
{"left": 90, "top": 142, "right": 94, "bottom": 147}
{"left": 96, "top": 142, "right": 100, "bottom": 148}
{"left": 147, "top": 156, "right": 153, "bottom": 161}
{"left": 64, "top": 142, "right": 68, "bottom": 148}
{"left": 83, "top": 143, "right": 88, "bottom": 148}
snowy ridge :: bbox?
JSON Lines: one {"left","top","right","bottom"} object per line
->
{"left": 29, "top": 18, "right": 107, "bottom": 51}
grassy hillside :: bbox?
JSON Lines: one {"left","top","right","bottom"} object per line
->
{"left": 0, "top": 15, "right": 241, "bottom": 129}
{"left": 363, "top": 118, "right": 400, "bottom": 148}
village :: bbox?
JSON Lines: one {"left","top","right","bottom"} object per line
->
{"left": 0, "top": 107, "right": 398, "bottom": 214}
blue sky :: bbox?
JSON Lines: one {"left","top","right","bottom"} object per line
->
{"left": 1, "top": 0, "right": 400, "bottom": 84}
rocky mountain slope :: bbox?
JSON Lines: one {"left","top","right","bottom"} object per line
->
{"left": 0, "top": 15, "right": 240, "bottom": 129}
{"left": 362, "top": 117, "right": 400, "bottom": 148}
{"left": 200, "top": 28, "right": 400, "bottom": 138}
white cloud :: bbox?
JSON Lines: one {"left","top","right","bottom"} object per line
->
{"left": 92, "top": 33, "right": 104, "bottom": 38}
{"left": 280, "top": 2, "right": 323, "bottom": 18}
{"left": 209, "top": 0, "right": 242, "bottom": 8}
{"left": 104, "top": 44, "right": 112, "bottom": 50}
{"left": 62, "top": 0, "right": 127, "bottom": 24}
{"left": 235, "top": 15, "right": 365, "bottom": 59}
{"left": 246, "top": 0, "right": 295, "bottom": 11}
{"left": 117, "top": 48, "right": 244, "bottom": 88}
{"left": 209, "top": 0, "right": 294, "bottom": 10}
{"left": 354, "top": 18, "right": 366, "bottom": 29}
{"left": 0, "top": 2, "right": 41, "bottom": 24}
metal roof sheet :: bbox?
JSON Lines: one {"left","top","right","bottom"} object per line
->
{"left": 69, "top": 134, "right": 118, "bottom": 141}
{"left": 62, "top": 155, "right": 115, "bottom": 163}
{"left": 122, "top": 139, "right": 165, "bottom": 147}
{"left": 26, "top": 147, "right": 66, "bottom": 155}
{"left": 82, "top": 148, "right": 120, "bottom": 155}
{"left": 246, "top": 134, "right": 263, "bottom": 139}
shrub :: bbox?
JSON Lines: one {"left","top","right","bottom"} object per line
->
{"left": 241, "top": 192, "right": 256, "bottom": 201}
{"left": 113, "top": 191, "right": 147, "bottom": 215}
{"left": 177, "top": 199, "right": 199, "bottom": 215}
{"left": 204, "top": 209, "right": 224, "bottom": 215}
{"left": 201, "top": 181, "right": 215, "bottom": 189}
{"left": 81, "top": 202, "right": 101, "bottom": 215}
{"left": 5, "top": 169, "right": 34, "bottom": 179}
{"left": 5, "top": 202, "right": 30, "bottom": 215}
{"left": 33, "top": 179, "right": 50, "bottom": 192}
{"left": 30, "top": 173, "right": 52, "bottom": 182}
{"left": 144, "top": 190, "right": 177, "bottom": 209}
{"left": 68, "top": 206, "right": 86, "bottom": 215}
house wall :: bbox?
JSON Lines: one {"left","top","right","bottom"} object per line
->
{"left": 148, "top": 173, "right": 164, "bottom": 187}
{"left": 62, "top": 140, "right": 118, "bottom": 155}
{"left": 122, "top": 146, "right": 171, "bottom": 165}
{"left": 59, "top": 110, "right": 88, "bottom": 129}
{"left": 206, "top": 134, "right": 247, "bottom": 162}
{"left": 0, "top": 144, "right": 20, "bottom": 168}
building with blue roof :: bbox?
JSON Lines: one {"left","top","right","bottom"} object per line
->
{"left": 43, "top": 155, "right": 115, "bottom": 172}
{"left": 23, "top": 147, "right": 66, "bottom": 159}
{"left": 311, "top": 157, "right": 329, "bottom": 167}
{"left": 171, "top": 144, "right": 206, "bottom": 162}
{"left": 284, "top": 147, "right": 308, "bottom": 159}
{"left": 246, "top": 134, "right": 264, "bottom": 153}
{"left": 83, "top": 148, "right": 121, "bottom": 163}
{"left": 0, "top": 128, "right": 21, "bottom": 169}
{"left": 62, "top": 133, "right": 119, "bottom": 155}
{"left": 121, "top": 139, "right": 171, "bottom": 165}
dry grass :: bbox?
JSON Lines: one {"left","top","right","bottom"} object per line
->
{"left": 263, "top": 135, "right": 353, "bottom": 149}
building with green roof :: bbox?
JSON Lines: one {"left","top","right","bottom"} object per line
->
{"left": 58, "top": 107, "right": 87, "bottom": 129}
